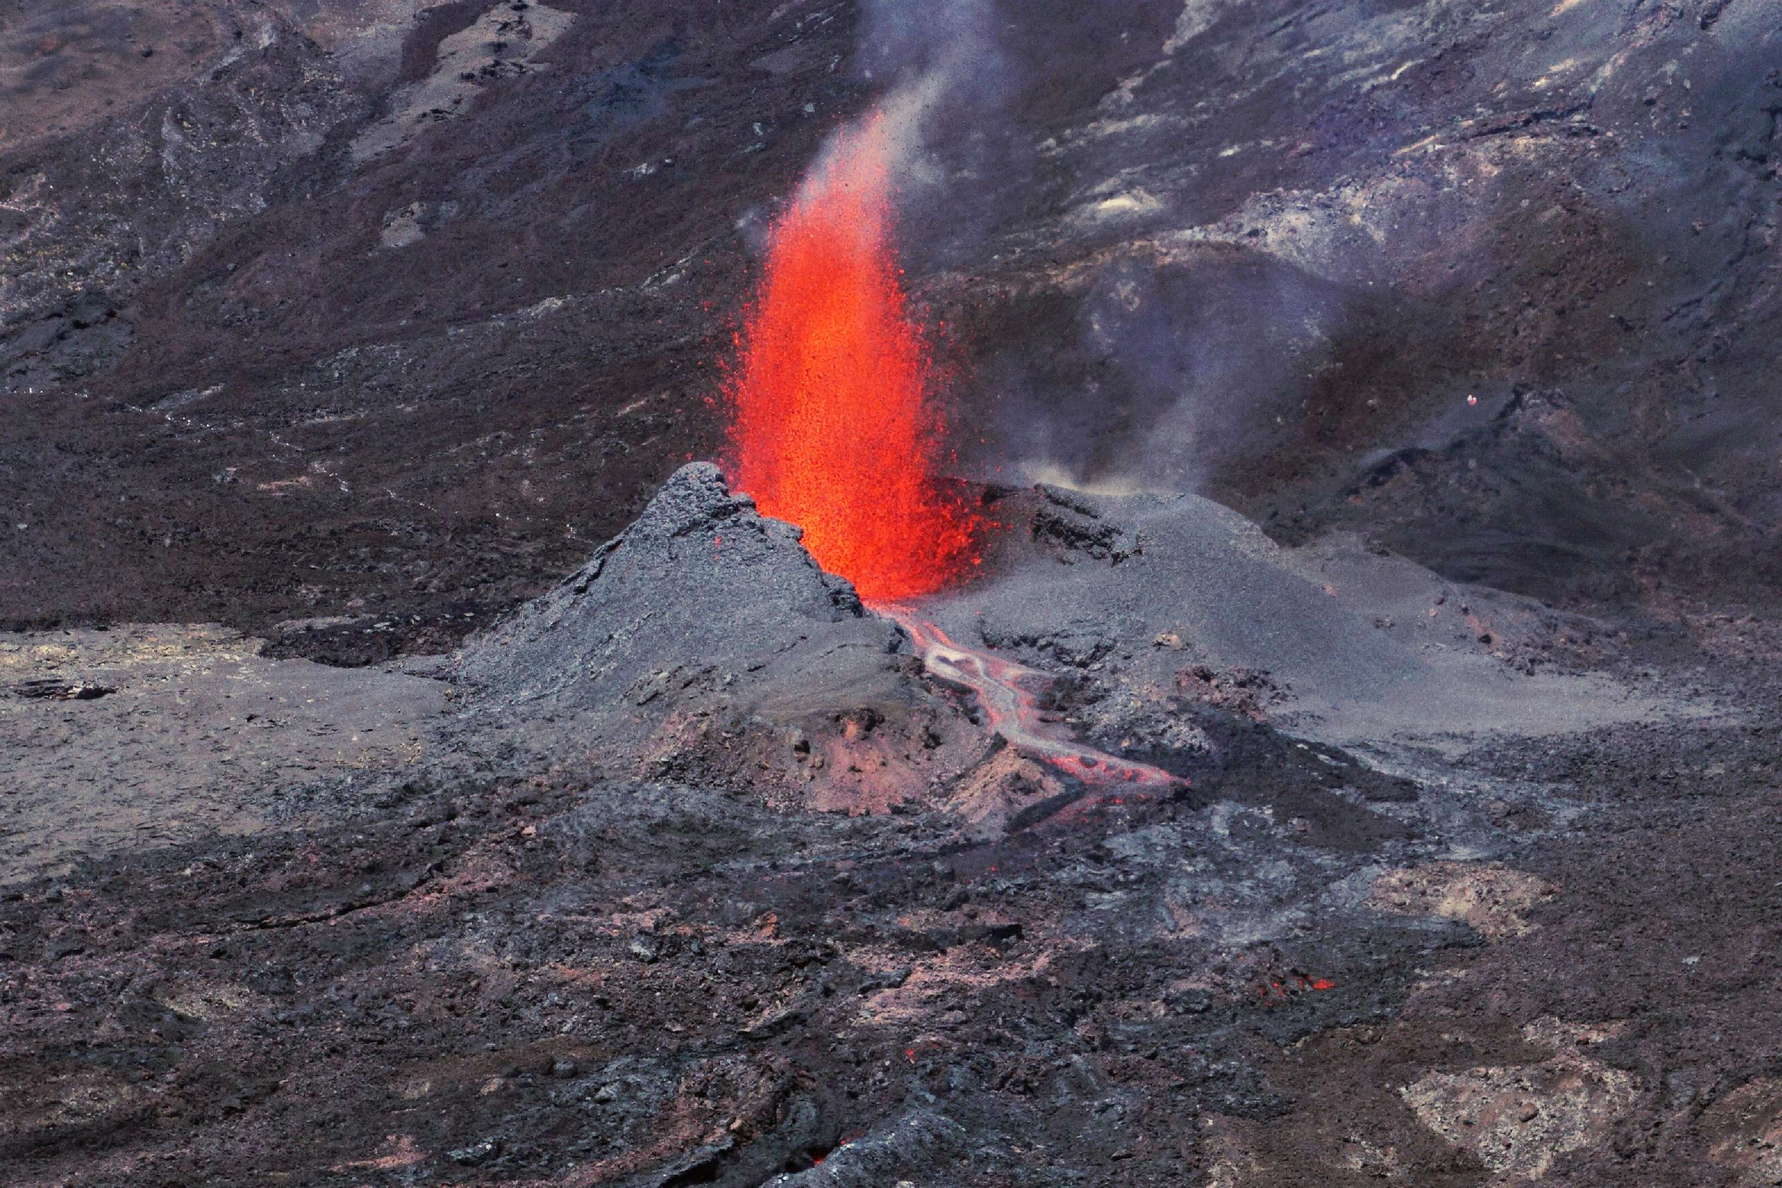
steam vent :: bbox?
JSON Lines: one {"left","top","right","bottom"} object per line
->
{"left": 4, "top": 2, "right": 1780, "bottom": 1184}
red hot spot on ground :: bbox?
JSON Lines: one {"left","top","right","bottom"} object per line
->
{"left": 725, "top": 110, "right": 981, "bottom": 602}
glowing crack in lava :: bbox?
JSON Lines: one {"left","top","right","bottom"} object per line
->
{"left": 883, "top": 607, "right": 1187, "bottom": 793}
{"left": 725, "top": 111, "right": 980, "bottom": 603}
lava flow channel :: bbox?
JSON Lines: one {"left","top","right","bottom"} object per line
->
{"left": 725, "top": 110, "right": 981, "bottom": 603}
{"left": 882, "top": 606, "right": 1187, "bottom": 792}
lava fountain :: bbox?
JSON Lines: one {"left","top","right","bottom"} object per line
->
{"left": 724, "top": 111, "right": 980, "bottom": 603}
{"left": 725, "top": 104, "right": 1183, "bottom": 795}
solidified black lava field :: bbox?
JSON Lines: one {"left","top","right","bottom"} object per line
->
{"left": 3, "top": 2, "right": 1780, "bottom": 1185}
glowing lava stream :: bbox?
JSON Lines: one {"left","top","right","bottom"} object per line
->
{"left": 879, "top": 605, "right": 1187, "bottom": 792}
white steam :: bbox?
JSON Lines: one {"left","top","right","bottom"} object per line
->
{"left": 850, "top": 0, "right": 1009, "bottom": 196}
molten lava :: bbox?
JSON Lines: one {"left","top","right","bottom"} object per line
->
{"left": 883, "top": 606, "right": 1187, "bottom": 793}
{"left": 725, "top": 112, "right": 980, "bottom": 602}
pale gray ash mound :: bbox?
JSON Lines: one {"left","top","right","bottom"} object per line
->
{"left": 451, "top": 462, "right": 982, "bottom": 810}
{"left": 934, "top": 483, "right": 1670, "bottom": 755}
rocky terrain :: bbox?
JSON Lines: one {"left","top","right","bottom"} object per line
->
{"left": 3, "top": 0, "right": 1780, "bottom": 1185}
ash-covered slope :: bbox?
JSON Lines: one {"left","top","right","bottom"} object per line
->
{"left": 447, "top": 463, "right": 1676, "bottom": 822}
{"left": 453, "top": 462, "right": 987, "bottom": 811}
{"left": 928, "top": 483, "right": 1667, "bottom": 751}
{"left": 458, "top": 461, "right": 881, "bottom": 717}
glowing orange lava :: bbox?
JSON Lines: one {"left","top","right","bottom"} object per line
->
{"left": 725, "top": 112, "right": 981, "bottom": 602}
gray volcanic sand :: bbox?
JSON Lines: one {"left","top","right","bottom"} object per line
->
{"left": 0, "top": 624, "right": 446, "bottom": 884}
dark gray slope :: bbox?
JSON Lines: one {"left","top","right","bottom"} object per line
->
{"left": 454, "top": 465, "right": 1686, "bottom": 769}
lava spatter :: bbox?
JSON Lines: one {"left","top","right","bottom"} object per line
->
{"left": 725, "top": 110, "right": 981, "bottom": 603}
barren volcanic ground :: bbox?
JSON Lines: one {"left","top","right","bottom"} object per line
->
{"left": 3, "top": 0, "right": 1782, "bottom": 1185}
